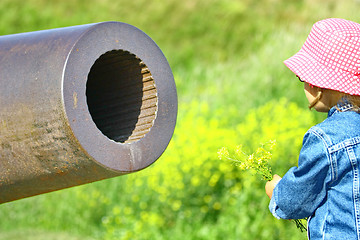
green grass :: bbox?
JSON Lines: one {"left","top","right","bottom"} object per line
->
{"left": 1, "top": 0, "right": 360, "bottom": 239}
{"left": 0, "top": 230, "right": 95, "bottom": 240}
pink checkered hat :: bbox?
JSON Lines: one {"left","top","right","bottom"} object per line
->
{"left": 284, "top": 18, "right": 360, "bottom": 95}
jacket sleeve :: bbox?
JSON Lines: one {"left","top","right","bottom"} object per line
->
{"left": 269, "top": 128, "right": 332, "bottom": 219}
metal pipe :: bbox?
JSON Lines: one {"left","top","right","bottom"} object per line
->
{"left": 0, "top": 22, "right": 177, "bottom": 204}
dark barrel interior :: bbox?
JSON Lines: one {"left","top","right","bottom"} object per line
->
{"left": 86, "top": 50, "right": 158, "bottom": 143}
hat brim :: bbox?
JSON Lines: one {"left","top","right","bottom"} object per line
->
{"left": 284, "top": 49, "right": 360, "bottom": 95}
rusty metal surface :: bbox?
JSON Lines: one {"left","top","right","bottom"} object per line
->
{"left": 0, "top": 22, "right": 177, "bottom": 204}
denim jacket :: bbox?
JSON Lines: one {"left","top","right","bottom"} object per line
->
{"left": 269, "top": 103, "right": 360, "bottom": 239}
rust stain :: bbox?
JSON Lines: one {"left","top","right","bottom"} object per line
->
{"left": 73, "top": 92, "right": 78, "bottom": 109}
{"left": 56, "top": 168, "right": 67, "bottom": 176}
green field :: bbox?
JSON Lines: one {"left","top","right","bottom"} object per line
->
{"left": 1, "top": 0, "right": 360, "bottom": 239}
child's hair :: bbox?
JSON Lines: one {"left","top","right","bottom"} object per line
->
{"left": 339, "top": 94, "right": 360, "bottom": 113}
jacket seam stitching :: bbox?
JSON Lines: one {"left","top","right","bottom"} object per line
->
{"left": 309, "top": 128, "right": 336, "bottom": 182}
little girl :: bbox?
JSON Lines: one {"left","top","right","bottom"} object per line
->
{"left": 265, "top": 18, "right": 360, "bottom": 239}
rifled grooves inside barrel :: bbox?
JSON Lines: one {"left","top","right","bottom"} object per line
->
{"left": 86, "top": 50, "right": 158, "bottom": 143}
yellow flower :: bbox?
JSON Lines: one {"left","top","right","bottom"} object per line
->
{"left": 213, "top": 202, "right": 222, "bottom": 210}
{"left": 218, "top": 140, "right": 275, "bottom": 181}
{"left": 172, "top": 200, "right": 182, "bottom": 211}
{"left": 217, "top": 147, "right": 229, "bottom": 160}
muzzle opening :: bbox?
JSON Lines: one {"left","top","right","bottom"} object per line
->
{"left": 86, "top": 50, "right": 158, "bottom": 143}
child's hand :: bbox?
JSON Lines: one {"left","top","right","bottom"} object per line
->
{"left": 265, "top": 174, "right": 282, "bottom": 199}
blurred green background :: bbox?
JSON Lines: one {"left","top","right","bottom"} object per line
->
{"left": 1, "top": 0, "right": 360, "bottom": 239}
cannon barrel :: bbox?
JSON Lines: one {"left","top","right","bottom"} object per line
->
{"left": 0, "top": 22, "right": 177, "bottom": 204}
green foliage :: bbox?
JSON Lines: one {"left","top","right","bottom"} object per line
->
{"left": 0, "top": 0, "right": 356, "bottom": 239}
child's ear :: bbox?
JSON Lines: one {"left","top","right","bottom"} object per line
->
{"left": 308, "top": 89, "right": 323, "bottom": 110}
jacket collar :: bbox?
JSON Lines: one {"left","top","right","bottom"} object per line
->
{"left": 328, "top": 100, "right": 354, "bottom": 117}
